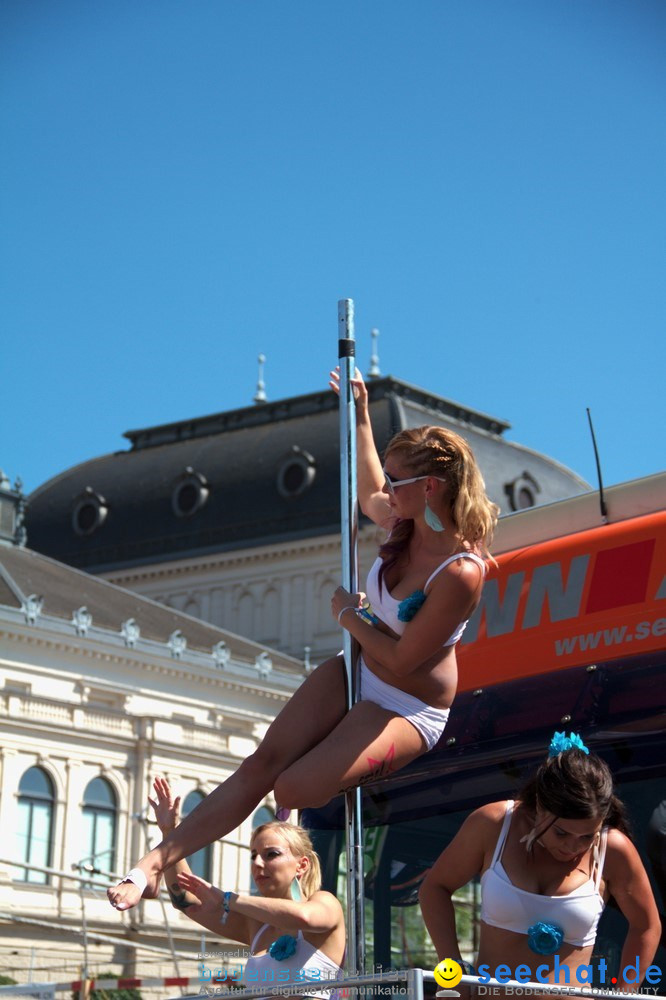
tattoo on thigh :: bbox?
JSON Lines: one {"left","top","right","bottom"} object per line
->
{"left": 339, "top": 744, "right": 400, "bottom": 795}
{"left": 363, "top": 742, "right": 396, "bottom": 780}
{"left": 344, "top": 743, "right": 398, "bottom": 791}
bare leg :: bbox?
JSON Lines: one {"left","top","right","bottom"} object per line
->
{"left": 108, "top": 655, "right": 348, "bottom": 910}
{"left": 108, "top": 661, "right": 431, "bottom": 911}
{"left": 275, "top": 700, "right": 427, "bottom": 808}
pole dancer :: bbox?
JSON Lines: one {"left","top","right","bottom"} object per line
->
{"left": 108, "top": 304, "right": 499, "bottom": 914}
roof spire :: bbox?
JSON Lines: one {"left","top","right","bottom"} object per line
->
{"left": 0, "top": 471, "right": 27, "bottom": 547}
{"left": 253, "top": 353, "right": 267, "bottom": 404}
{"left": 367, "top": 328, "right": 381, "bottom": 379}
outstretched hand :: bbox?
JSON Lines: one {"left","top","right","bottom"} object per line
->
{"left": 329, "top": 367, "right": 368, "bottom": 410}
{"left": 148, "top": 776, "right": 180, "bottom": 836}
{"left": 177, "top": 870, "right": 228, "bottom": 910}
{"left": 178, "top": 872, "right": 215, "bottom": 903}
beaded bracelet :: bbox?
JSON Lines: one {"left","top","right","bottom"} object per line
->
{"left": 220, "top": 890, "right": 233, "bottom": 925}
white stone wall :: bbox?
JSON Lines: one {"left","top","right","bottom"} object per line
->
{"left": 0, "top": 617, "right": 300, "bottom": 992}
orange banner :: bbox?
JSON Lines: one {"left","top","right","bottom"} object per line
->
{"left": 458, "top": 510, "right": 666, "bottom": 691}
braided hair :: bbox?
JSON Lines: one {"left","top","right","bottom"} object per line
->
{"left": 378, "top": 425, "right": 499, "bottom": 588}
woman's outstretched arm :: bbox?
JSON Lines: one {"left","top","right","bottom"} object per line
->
{"left": 178, "top": 871, "right": 344, "bottom": 936}
{"left": 329, "top": 368, "right": 392, "bottom": 527}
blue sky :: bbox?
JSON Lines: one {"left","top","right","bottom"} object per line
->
{"left": 2, "top": 0, "right": 664, "bottom": 499}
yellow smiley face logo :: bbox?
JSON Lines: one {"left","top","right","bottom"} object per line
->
{"left": 434, "top": 959, "right": 463, "bottom": 989}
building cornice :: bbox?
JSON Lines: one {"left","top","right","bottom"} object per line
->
{"left": 102, "top": 528, "right": 377, "bottom": 587}
{"left": 0, "top": 610, "right": 300, "bottom": 700}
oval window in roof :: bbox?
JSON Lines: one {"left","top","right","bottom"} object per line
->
{"left": 504, "top": 471, "right": 541, "bottom": 511}
{"left": 72, "top": 488, "right": 108, "bottom": 536}
{"left": 172, "top": 467, "right": 210, "bottom": 518}
{"left": 277, "top": 447, "right": 316, "bottom": 498}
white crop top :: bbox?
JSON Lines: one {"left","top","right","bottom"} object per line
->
{"left": 480, "top": 800, "right": 607, "bottom": 948}
{"left": 242, "top": 925, "right": 343, "bottom": 999}
{"left": 365, "top": 552, "right": 486, "bottom": 644}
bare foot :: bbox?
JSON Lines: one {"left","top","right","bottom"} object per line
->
{"left": 107, "top": 864, "right": 162, "bottom": 910}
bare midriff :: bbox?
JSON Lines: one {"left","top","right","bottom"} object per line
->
{"left": 361, "top": 634, "right": 458, "bottom": 709}
{"left": 474, "top": 924, "right": 596, "bottom": 999}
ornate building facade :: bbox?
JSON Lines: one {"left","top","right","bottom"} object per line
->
{"left": 0, "top": 479, "right": 304, "bottom": 993}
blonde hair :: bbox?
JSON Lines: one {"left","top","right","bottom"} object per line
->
{"left": 380, "top": 425, "right": 499, "bottom": 576}
{"left": 250, "top": 821, "right": 322, "bottom": 899}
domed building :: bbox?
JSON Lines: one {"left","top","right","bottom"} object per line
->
{"left": 25, "top": 375, "right": 589, "bottom": 662}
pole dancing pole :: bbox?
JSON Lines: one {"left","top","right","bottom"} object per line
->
{"left": 337, "top": 298, "right": 366, "bottom": 976}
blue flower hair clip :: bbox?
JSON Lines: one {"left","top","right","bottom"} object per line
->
{"left": 397, "top": 590, "right": 426, "bottom": 622}
{"left": 548, "top": 731, "right": 589, "bottom": 758}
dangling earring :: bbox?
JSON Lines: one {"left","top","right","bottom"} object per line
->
{"left": 290, "top": 876, "right": 303, "bottom": 901}
{"left": 592, "top": 832, "right": 600, "bottom": 867}
{"left": 520, "top": 827, "right": 539, "bottom": 853}
{"left": 424, "top": 498, "right": 445, "bottom": 532}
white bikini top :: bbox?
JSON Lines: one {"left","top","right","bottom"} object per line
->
{"left": 365, "top": 552, "right": 486, "bottom": 644}
{"left": 480, "top": 800, "right": 608, "bottom": 947}
{"left": 243, "top": 924, "right": 343, "bottom": 999}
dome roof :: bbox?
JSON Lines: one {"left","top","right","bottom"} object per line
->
{"left": 25, "top": 377, "right": 588, "bottom": 572}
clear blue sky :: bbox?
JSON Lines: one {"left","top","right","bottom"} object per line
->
{"left": 2, "top": 0, "right": 664, "bottom": 498}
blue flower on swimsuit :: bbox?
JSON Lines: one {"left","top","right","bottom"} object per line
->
{"left": 269, "top": 935, "right": 298, "bottom": 961}
{"left": 527, "top": 921, "right": 564, "bottom": 955}
{"left": 548, "top": 731, "right": 589, "bottom": 758}
{"left": 397, "top": 590, "right": 426, "bottom": 622}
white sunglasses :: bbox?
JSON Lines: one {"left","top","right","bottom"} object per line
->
{"left": 383, "top": 470, "right": 446, "bottom": 495}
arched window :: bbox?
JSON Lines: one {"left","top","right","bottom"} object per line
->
{"left": 252, "top": 805, "right": 275, "bottom": 829}
{"left": 14, "top": 766, "right": 55, "bottom": 883}
{"left": 249, "top": 804, "right": 276, "bottom": 894}
{"left": 182, "top": 790, "right": 211, "bottom": 880}
{"left": 82, "top": 777, "right": 116, "bottom": 874}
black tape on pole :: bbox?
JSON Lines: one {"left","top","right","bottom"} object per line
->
{"left": 338, "top": 339, "right": 356, "bottom": 358}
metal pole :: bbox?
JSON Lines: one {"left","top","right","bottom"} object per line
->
{"left": 337, "top": 298, "right": 365, "bottom": 976}
{"left": 78, "top": 880, "right": 89, "bottom": 1000}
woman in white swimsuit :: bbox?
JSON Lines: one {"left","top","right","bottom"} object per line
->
{"left": 419, "top": 733, "right": 660, "bottom": 996}
{"left": 149, "top": 776, "right": 344, "bottom": 1000}
{"left": 108, "top": 370, "right": 498, "bottom": 911}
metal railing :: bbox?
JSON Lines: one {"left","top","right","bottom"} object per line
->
{"left": 160, "top": 969, "right": 666, "bottom": 1000}
{"left": 1, "top": 969, "right": 665, "bottom": 999}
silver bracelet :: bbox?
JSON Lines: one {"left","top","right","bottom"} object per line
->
{"left": 337, "top": 606, "right": 356, "bottom": 624}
